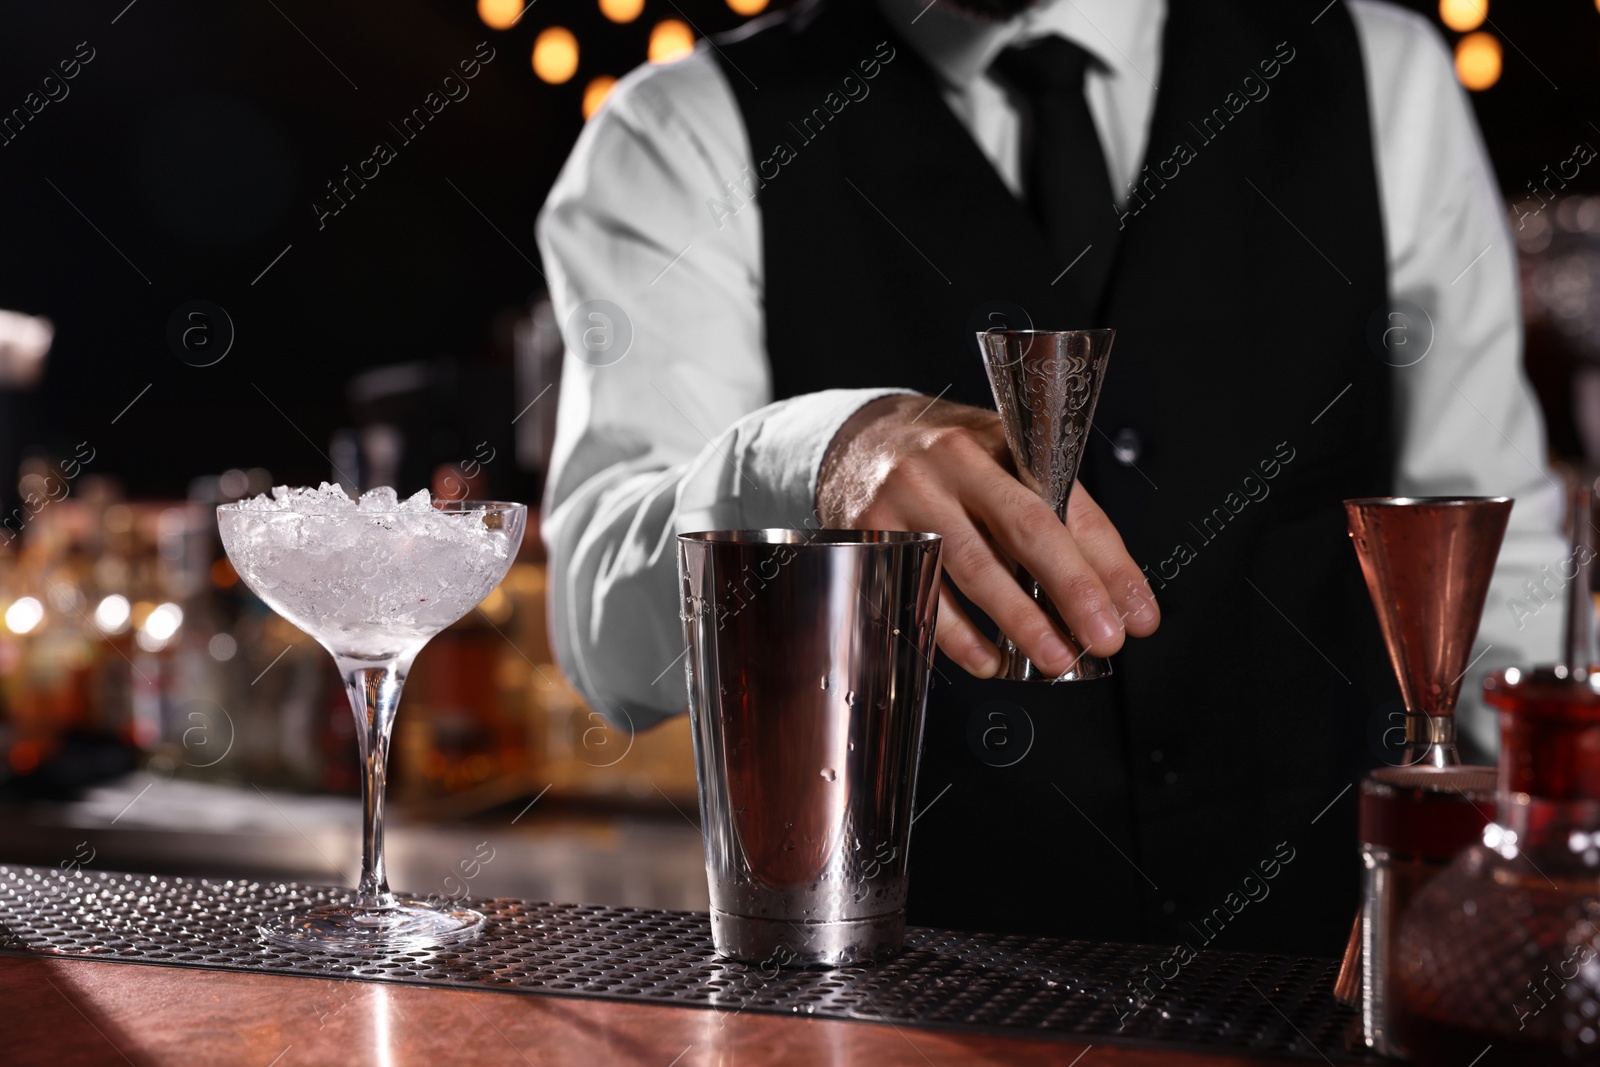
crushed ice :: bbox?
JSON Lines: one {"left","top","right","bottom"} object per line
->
{"left": 217, "top": 484, "right": 513, "bottom": 658}
{"left": 236, "top": 483, "right": 439, "bottom": 514}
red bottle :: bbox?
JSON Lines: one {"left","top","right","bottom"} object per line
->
{"left": 1394, "top": 668, "right": 1600, "bottom": 1064}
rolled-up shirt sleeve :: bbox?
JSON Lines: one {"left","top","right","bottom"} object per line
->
{"left": 537, "top": 51, "right": 908, "bottom": 729}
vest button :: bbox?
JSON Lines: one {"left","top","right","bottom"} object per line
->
{"left": 1113, "top": 428, "right": 1142, "bottom": 465}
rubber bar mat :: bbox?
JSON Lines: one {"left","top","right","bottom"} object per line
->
{"left": 0, "top": 866, "right": 1376, "bottom": 1061}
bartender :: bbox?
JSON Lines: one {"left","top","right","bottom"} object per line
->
{"left": 537, "top": 0, "right": 1563, "bottom": 956}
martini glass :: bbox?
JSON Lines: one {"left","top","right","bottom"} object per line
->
{"left": 217, "top": 487, "right": 526, "bottom": 949}
{"left": 977, "top": 328, "right": 1115, "bottom": 681}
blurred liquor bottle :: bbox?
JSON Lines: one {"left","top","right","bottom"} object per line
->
{"left": 389, "top": 444, "right": 700, "bottom": 812}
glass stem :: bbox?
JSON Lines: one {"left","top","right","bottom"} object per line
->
{"left": 337, "top": 654, "right": 415, "bottom": 911}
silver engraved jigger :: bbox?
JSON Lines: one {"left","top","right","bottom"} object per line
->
{"left": 678, "top": 529, "right": 943, "bottom": 967}
{"left": 976, "top": 328, "right": 1115, "bottom": 681}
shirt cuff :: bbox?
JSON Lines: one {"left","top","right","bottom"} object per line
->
{"left": 675, "top": 387, "right": 917, "bottom": 535}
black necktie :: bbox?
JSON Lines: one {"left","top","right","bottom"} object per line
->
{"left": 992, "top": 36, "right": 1121, "bottom": 315}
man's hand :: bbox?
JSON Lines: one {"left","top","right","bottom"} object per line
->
{"left": 817, "top": 394, "right": 1159, "bottom": 678}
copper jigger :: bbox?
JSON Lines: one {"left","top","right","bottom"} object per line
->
{"left": 1343, "top": 497, "right": 1513, "bottom": 767}
{"left": 977, "top": 328, "right": 1114, "bottom": 682}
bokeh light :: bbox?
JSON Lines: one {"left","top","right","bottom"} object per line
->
{"left": 218, "top": 468, "right": 250, "bottom": 498}
{"left": 727, "top": 0, "right": 769, "bottom": 14}
{"left": 1438, "top": 0, "right": 1486, "bottom": 33}
{"left": 479, "top": 585, "right": 515, "bottom": 624}
{"left": 1454, "top": 31, "right": 1502, "bottom": 91}
{"left": 94, "top": 594, "right": 131, "bottom": 634}
{"left": 144, "top": 602, "right": 183, "bottom": 641}
{"left": 210, "top": 558, "right": 238, "bottom": 588}
{"left": 648, "top": 19, "right": 695, "bottom": 64}
{"left": 5, "top": 597, "right": 42, "bottom": 635}
{"left": 137, "top": 602, "right": 183, "bottom": 652}
{"left": 533, "top": 26, "right": 580, "bottom": 84}
{"left": 583, "top": 76, "right": 619, "bottom": 119}
{"left": 599, "top": 0, "right": 645, "bottom": 23}
{"left": 478, "top": 0, "right": 523, "bottom": 30}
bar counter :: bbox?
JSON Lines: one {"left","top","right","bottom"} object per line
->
{"left": 1, "top": 866, "right": 1368, "bottom": 1066}
{"left": 5, "top": 955, "right": 1328, "bottom": 1066}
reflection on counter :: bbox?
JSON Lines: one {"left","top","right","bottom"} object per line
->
{"left": 3, "top": 772, "right": 708, "bottom": 911}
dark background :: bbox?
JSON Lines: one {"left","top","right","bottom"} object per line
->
{"left": 0, "top": 0, "right": 1595, "bottom": 504}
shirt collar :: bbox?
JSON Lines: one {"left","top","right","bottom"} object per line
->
{"left": 877, "top": 0, "right": 1161, "bottom": 90}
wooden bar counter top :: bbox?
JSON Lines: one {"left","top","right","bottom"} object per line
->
{"left": 1, "top": 954, "right": 1321, "bottom": 1067}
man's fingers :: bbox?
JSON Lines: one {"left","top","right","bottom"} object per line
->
{"left": 1066, "top": 484, "right": 1161, "bottom": 637}
{"left": 934, "top": 582, "right": 999, "bottom": 678}
{"left": 935, "top": 513, "right": 1084, "bottom": 676}
{"left": 822, "top": 402, "right": 1158, "bottom": 672}
{"left": 959, "top": 469, "right": 1127, "bottom": 657}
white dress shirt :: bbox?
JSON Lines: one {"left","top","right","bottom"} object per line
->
{"left": 536, "top": 0, "right": 1567, "bottom": 753}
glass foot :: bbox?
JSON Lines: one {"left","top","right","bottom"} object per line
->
{"left": 260, "top": 899, "right": 485, "bottom": 951}
{"left": 996, "top": 641, "right": 1112, "bottom": 682}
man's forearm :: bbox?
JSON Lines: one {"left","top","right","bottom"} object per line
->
{"left": 543, "top": 387, "right": 914, "bottom": 727}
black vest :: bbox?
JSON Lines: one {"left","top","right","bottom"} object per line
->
{"left": 716, "top": 0, "right": 1399, "bottom": 956}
